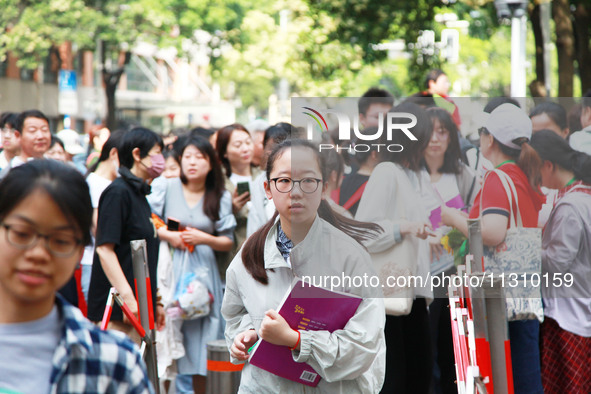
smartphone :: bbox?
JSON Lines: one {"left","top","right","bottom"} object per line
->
{"left": 237, "top": 181, "right": 250, "bottom": 196}
{"left": 167, "top": 217, "right": 180, "bottom": 231}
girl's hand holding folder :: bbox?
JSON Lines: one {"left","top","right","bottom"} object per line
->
{"left": 259, "top": 309, "right": 300, "bottom": 350}
{"left": 231, "top": 329, "right": 258, "bottom": 361}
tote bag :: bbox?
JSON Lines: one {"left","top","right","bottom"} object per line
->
{"left": 481, "top": 169, "right": 543, "bottom": 322}
{"left": 369, "top": 165, "right": 420, "bottom": 316}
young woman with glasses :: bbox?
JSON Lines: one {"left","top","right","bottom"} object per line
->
{"left": 221, "top": 139, "right": 386, "bottom": 393}
{"left": 0, "top": 112, "right": 20, "bottom": 170}
{"left": 421, "top": 107, "right": 479, "bottom": 394}
{"left": 0, "top": 160, "right": 153, "bottom": 392}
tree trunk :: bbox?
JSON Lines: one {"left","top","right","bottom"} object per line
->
{"left": 552, "top": 0, "right": 575, "bottom": 97}
{"left": 101, "top": 47, "right": 130, "bottom": 131}
{"left": 573, "top": 3, "right": 591, "bottom": 94}
{"left": 104, "top": 74, "right": 118, "bottom": 131}
{"left": 529, "top": 4, "right": 545, "bottom": 96}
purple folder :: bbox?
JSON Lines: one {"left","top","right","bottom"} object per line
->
{"left": 248, "top": 278, "right": 363, "bottom": 387}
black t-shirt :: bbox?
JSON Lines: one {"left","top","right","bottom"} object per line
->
{"left": 339, "top": 172, "right": 370, "bottom": 217}
{"left": 87, "top": 170, "right": 159, "bottom": 322}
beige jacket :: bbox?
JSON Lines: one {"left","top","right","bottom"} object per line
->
{"left": 221, "top": 216, "right": 386, "bottom": 393}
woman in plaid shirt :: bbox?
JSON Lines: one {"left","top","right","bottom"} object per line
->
{"left": 0, "top": 160, "right": 153, "bottom": 393}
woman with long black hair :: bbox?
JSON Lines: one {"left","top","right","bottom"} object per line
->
{"left": 151, "top": 136, "right": 235, "bottom": 394}
{"left": 422, "top": 107, "right": 478, "bottom": 394}
{"left": 529, "top": 129, "right": 591, "bottom": 394}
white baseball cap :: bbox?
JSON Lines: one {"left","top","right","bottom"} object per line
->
{"left": 245, "top": 119, "right": 270, "bottom": 134}
{"left": 481, "top": 103, "right": 532, "bottom": 150}
{"left": 56, "top": 129, "right": 85, "bottom": 155}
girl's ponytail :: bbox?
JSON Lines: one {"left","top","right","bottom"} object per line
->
{"left": 241, "top": 211, "right": 279, "bottom": 285}
{"left": 516, "top": 142, "right": 542, "bottom": 189}
{"left": 318, "top": 200, "right": 382, "bottom": 246}
{"left": 530, "top": 128, "right": 591, "bottom": 185}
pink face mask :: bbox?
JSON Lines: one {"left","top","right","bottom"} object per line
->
{"left": 144, "top": 153, "right": 165, "bottom": 178}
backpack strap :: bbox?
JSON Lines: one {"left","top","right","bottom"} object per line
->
{"left": 343, "top": 181, "right": 368, "bottom": 210}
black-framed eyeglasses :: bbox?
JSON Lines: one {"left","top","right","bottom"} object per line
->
{"left": 270, "top": 177, "right": 323, "bottom": 194}
{"left": 1, "top": 223, "right": 83, "bottom": 257}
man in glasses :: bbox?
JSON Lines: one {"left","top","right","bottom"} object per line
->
{"left": 0, "top": 112, "right": 20, "bottom": 171}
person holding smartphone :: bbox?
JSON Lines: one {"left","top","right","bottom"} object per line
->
{"left": 215, "top": 124, "right": 260, "bottom": 278}
{"left": 150, "top": 136, "right": 236, "bottom": 394}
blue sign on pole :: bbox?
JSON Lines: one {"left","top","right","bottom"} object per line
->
{"left": 59, "top": 70, "right": 77, "bottom": 92}
{"left": 58, "top": 70, "right": 79, "bottom": 115}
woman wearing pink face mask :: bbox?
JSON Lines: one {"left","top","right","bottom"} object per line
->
{"left": 87, "top": 127, "right": 166, "bottom": 340}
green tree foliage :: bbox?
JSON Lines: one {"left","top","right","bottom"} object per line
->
{"left": 0, "top": 1, "right": 178, "bottom": 69}
{"left": 0, "top": 0, "right": 100, "bottom": 68}
{"left": 214, "top": 0, "right": 442, "bottom": 111}
{"left": 307, "top": 0, "right": 440, "bottom": 61}
{"left": 5, "top": 0, "right": 580, "bottom": 119}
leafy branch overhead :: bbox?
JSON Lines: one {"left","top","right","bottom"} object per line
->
{"left": 307, "top": 0, "right": 439, "bottom": 61}
{"left": 0, "top": 0, "right": 176, "bottom": 70}
{"left": 1, "top": 0, "right": 589, "bottom": 114}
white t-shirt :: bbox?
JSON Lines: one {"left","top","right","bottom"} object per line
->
{"left": 538, "top": 186, "right": 558, "bottom": 228}
{"left": 0, "top": 306, "right": 61, "bottom": 393}
{"left": 87, "top": 172, "right": 112, "bottom": 208}
{"left": 568, "top": 125, "right": 591, "bottom": 155}
{"left": 9, "top": 156, "right": 31, "bottom": 169}
{"left": 246, "top": 171, "right": 276, "bottom": 237}
{"left": 421, "top": 171, "right": 461, "bottom": 275}
{"left": 229, "top": 172, "right": 253, "bottom": 210}
{"left": 80, "top": 172, "right": 112, "bottom": 266}
{"left": 0, "top": 151, "right": 9, "bottom": 170}
{"left": 229, "top": 172, "right": 251, "bottom": 186}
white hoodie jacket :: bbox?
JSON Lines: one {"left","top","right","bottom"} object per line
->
{"left": 221, "top": 215, "right": 386, "bottom": 393}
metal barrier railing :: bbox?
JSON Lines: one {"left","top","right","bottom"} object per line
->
{"left": 450, "top": 218, "right": 514, "bottom": 394}
{"left": 101, "top": 239, "right": 160, "bottom": 393}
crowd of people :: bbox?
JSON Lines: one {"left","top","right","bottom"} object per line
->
{"left": 1, "top": 70, "right": 591, "bottom": 394}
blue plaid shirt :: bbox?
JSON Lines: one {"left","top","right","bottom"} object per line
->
{"left": 48, "top": 295, "right": 154, "bottom": 394}
{"left": 275, "top": 221, "right": 293, "bottom": 264}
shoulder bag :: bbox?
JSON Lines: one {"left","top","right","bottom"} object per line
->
{"left": 481, "top": 169, "right": 543, "bottom": 322}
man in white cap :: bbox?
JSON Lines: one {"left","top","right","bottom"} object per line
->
{"left": 56, "top": 128, "right": 87, "bottom": 173}
{"left": 56, "top": 129, "right": 85, "bottom": 158}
